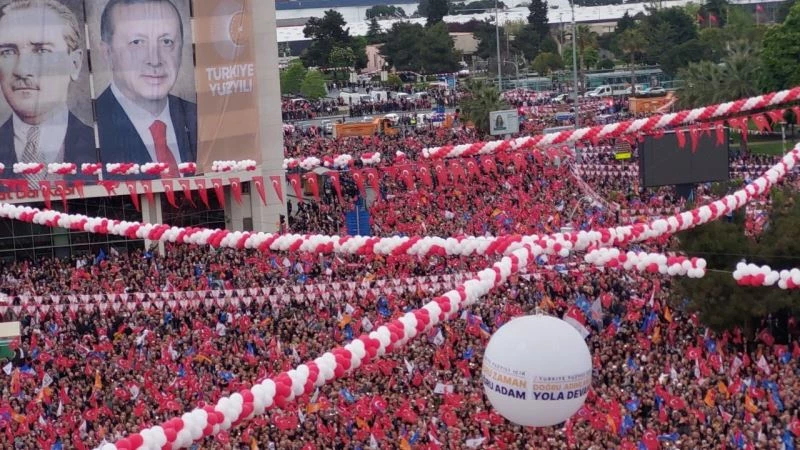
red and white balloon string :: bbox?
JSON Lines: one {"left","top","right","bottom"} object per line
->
{"left": 13, "top": 162, "right": 45, "bottom": 175}
{"left": 106, "top": 163, "right": 140, "bottom": 176}
{"left": 584, "top": 248, "right": 706, "bottom": 278}
{"left": 210, "top": 160, "right": 257, "bottom": 172}
{"left": 99, "top": 244, "right": 540, "bottom": 450}
{"left": 732, "top": 262, "right": 800, "bottom": 289}
{"left": 81, "top": 163, "right": 103, "bottom": 176}
{"left": 2, "top": 145, "right": 799, "bottom": 263}
{"left": 422, "top": 87, "right": 800, "bottom": 159}
{"left": 47, "top": 163, "right": 77, "bottom": 175}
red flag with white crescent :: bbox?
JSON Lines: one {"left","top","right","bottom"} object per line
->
{"left": 38, "top": 181, "right": 52, "bottom": 209}
{"left": 252, "top": 176, "right": 267, "bottom": 205}
{"left": 287, "top": 173, "right": 303, "bottom": 201}
{"left": 418, "top": 164, "right": 433, "bottom": 188}
{"left": 352, "top": 170, "right": 366, "bottom": 197}
{"left": 178, "top": 179, "right": 194, "bottom": 206}
{"left": 194, "top": 178, "right": 210, "bottom": 208}
{"left": 124, "top": 180, "right": 140, "bottom": 211}
{"left": 229, "top": 177, "right": 243, "bottom": 205}
{"left": 269, "top": 175, "right": 283, "bottom": 202}
{"left": 303, "top": 173, "right": 319, "bottom": 201}
{"left": 161, "top": 180, "right": 177, "bottom": 208}
{"left": 140, "top": 180, "right": 154, "bottom": 204}
{"left": 99, "top": 180, "right": 120, "bottom": 196}
{"left": 211, "top": 178, "right": 225, "bottom": 208}
{"left": 326, "top": 171, "right": 342, "bottom": 202}
{"left": 364, "top": 168, "right": 380, "bottom": 194}
{"left": 73, "top": 180, "right": 85, "bottom": 198}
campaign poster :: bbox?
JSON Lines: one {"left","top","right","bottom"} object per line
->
{"left": 85, "top": 0, "right": 196, "bottom": 177}
{"left": 0, "top": 0, "right": 97, "bottom": 181}
{"left": 193, "top": 0, "right": 261, "bottom": 173}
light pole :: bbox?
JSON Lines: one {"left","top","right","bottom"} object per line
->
{"left": 570, "top": 0, "right": 580, "bottom": 129}
{"left": 495, "top": 0, "right": 502, "bottom": 91}
{"left": 504, "top": 60, "right": 520, "bottom": 84}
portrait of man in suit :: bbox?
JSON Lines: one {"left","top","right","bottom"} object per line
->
{"left": 0, "top": 0, "right": 96, "bottom": 184}
{"left": 95, "top": 0, "right": 197, "bottom": 178}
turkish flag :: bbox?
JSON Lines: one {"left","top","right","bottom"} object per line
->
{"left": 400, "top": 167, "right": 414, "bottom": 190}
{"left": 161, "top": 180, "right": 177, "bottom": 208}
{"left": 252, "top": 176, "right": 267, "bottom": 205}
{"left": 364, "top": 168, "right": 380, "bottom": 194}
{"left": 766, "top": 109, "right": 785, "bottom": 124}
{"left": 641, "top": 430, "right": 659, "bottom": 450}
{"left": 124, "top": 180, "right": 140, "bottom": 211}
{"left": 177, "top": 179, "right": 194, "bottom": 206}
{"left": 465, "top": 159, "right": 480, "bottom": 179}
{"left": 751, "top": 113, "right": 771, "bottom": 132}
{"left": 303, "top": 173, "right": 319, "bottom": 201}
{"left": 433, "top": 162, "right": 448, "bottom": 187}
{"left": 269, "top": 175, "right": 284, "bottom": 202}
{"left": 211, "top": 178, "right": 225, "bottom": 207}
{"left": 352, "top": 170, "right": 366, "bottom": 197}
{"left": 689, "top": 125, "right": 701, "bottom": 153}
{"left": 714, "top": 121, "right": 726, "bottom": 145}
{"left": 418, "top": 164, "right": 433, "bottom": 188}
{"left": 513, "top": 152, "right": 527, "bottom": 170}
{"left": 140, "top": 180, "right": 154, "bottom": 204}
{"left": 98, "top": 180, "right": 120, "bottom": 196}
{"left": 675, "top": 128, "right": 686, "bottom": 149}
{"left": 448, "top": 160, "right": 465, "bottom": 185}
{"left": 480, "top": 155, "right": 496, "bottom": 174}
{"left": 38, "top": 181, "right": 52, "bottom": 209}
{"left": 326, "top": 171, "right": 342, "bottom": 202}
{"left": 194, "top": 178, "right": 210, "bottom": 208}
{"left": 287, "top": 173, "right": 303, "bottom": 201}
{"left": 229, "top": 177, "right": 243, "bottom": 205}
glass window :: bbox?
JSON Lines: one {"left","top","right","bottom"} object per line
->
{"left": 13, "top": 236, "right": 32, "bottom": 250}
{"left": 32, "top": 223, "right": 50, "bottom": 235}
{"left": 243, "top": 217, "right": 253, "bottom": 232}
{"left": 34, "top": 248, "right": 53, "bottom": 260}
{"left": 70, "top": 233, "right": 89, "bottom": 244}
{"left": 53, "top": 246, "right": 71, "bottom": 259}
{"left": 53, "top": 234, "right": 69, "bottom": 246}
{"left": 0, "top": 238, "right": 14, "bottom": 251}
{"left": 0, "top": 251, "right": 15, "bottom": 262}
{"left": 71, "top": 245, "right": 90, "bottom": 256}
{"left": 12, "top": 221, "right": 31, "bottom": 236}
{"left": 0, "top": 220, "right": 13, "bottom": 237}
{"left": 32, "top": 234, "right": 52, "bottom": 248}
{"left": 14, "top": 249, "right": 34, "bottom": 261}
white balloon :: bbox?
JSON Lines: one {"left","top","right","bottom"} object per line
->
{"left": 482, "top": 315, "right": 591, "bottom": 427}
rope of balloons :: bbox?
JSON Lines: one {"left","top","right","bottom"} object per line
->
{"left": 733, "top": 262, "right": 800, "bottom": 289}
{"left": 422, "top": 87, "right": 800, "bottom": 159}
{"left": 1, "top": 146, "right": 797, "bottom": 262}
{"left": 584, "top": 248, "right": 707, "bottom": 278}
{"left": 98, "top": 145, "right": 800, "bottom": 449}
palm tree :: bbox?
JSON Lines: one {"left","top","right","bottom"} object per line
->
{"left": 677, "top": 61, "right": 723, "bottom": 109}
{"left": 461, "top": 80, "right": 509, "bottom": 135}
{"left": 619, "top": 28, "right": 646, "bottom": 96}
{"left": 575, "top": 25, "right": 598, "bottom": 91}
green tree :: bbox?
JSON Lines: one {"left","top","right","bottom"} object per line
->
{"left": 460, "top": 79, "right": 508, "bottom": 134}
{"left": 596, "top": 57, "right": 614, "bottom": 70}
{"left": 367, "top": 17, "right": 384, "bottom": 43}
{"left": 575, "top": 24, "right": 598, "bottom": 74}
{"left": 638, "top": 7, "right": 701, "bottom": 75}
{"left": 678, "top": 42, "right": 762, "bottom": 109}
{"left": 427, "top": 0, "right": 450, "bottom": 25}
{"left": 328, "top": 46, "right": 356, "bottom": 80}
{"left": 300, "top": 70, "right": 327, "bottom": 100}
{"left": 760, "top": 3, "right": 800, "bottom": 92}
{"left": 381, "top": 22, "right": 426, "bottom": 71}
{"left": 386, "top": 73, "right": 403, "bottom": 89}
{"left": 619, "top": 28, "right": 647, "bottom": 96}
{"left": 301, "top": 10, "right": 352, "bottom": 67}
{"left": 672, "top": 188, "right": 800, "bottom": 336}
{"left": 526, "top": 0, "right": 550, "bottom": 40}
{"left": 531, "top": 52, "right": 563, "bottom": 75}
{"left": 420, "top": 22, "right": 461, "bottom": 72}
{"left": 280, "top": 60, "right": 307, "bottom": 95}
{"left": 700, "top": 0, "right": 729, "bottom": 27}
{"left": 510, "top": 23, "right": 543, "bottom": 62}
{"left": 366, "top": 5, "right": 406, "bottom": 18}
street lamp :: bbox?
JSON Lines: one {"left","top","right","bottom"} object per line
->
{"left": 495, "top": 0, "right": 503, "bottom": 91}
{"left": 570, "top": 0, "right": 580, "bottom": 129}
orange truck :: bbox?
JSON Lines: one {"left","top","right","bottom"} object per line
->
{"left": 333, "top": 118, "right": 399, "bottom": 138}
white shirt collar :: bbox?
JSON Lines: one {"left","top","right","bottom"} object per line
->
{"left": 110, "top": 82, "right": 182, "bottom": 164}
{"left": 13, "top": 107, "right": 69, "bottom": 164}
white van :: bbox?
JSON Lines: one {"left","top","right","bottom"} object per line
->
{"left": 585, "top": 85, "right": 613, "bottom": 97}
{"left": 371, "top": 90, "right": 389, "bottom": 102}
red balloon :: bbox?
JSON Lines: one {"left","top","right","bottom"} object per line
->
{"left": 203, "top": 425, "right": 214, "bottom": 436}
{"left": 128, "top": 434, "right": 144, "bottom": 448}
{"left": 240, "top": 390, "right": 254, "bottom": 404}
{"left": 240, "top": 403, "right": 254, "bottom": 419}
{"left": 161, "top": 445, "right": 172, "bottom": 450}
{"left": 116, "top": 439, "right": 132, "bottom": 450}
{"left": 164, "top": 428, "right": 177, "bottom": 443}
{"left": 647, "top": 263, "right": 659, "bottom": 273}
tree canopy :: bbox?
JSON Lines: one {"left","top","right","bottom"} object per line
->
{"left": 381, "top": 22, "right": 461, "bottom": 73}
{"left": 301, "top": 10, "right": 366, "bottom": 70}
{"left": 460, "top": 79, "right": 508, "bottom": 134}
{"left": 365, "top": 5, "right": 406, "bottom": 19}
{"left": 672, "top": 187, "right": 800, "bottom": 336}
{"left": 526, "top": 0, "right": 549, "bottom": 40}
{"left": 300, "top": 70, "right": 327, "bottom": 100}
{"left": 280, "top": 60, "right": 307, "bottom": 96}
{"left": 760, "top": 3, "right": 800, "bottom": 92}
{"left": 426, "top": 0, "right": 450, "bottom": 25}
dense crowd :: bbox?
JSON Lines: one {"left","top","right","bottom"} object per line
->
{"left": 2, "top": 86, "right": 800, "bottom": 449}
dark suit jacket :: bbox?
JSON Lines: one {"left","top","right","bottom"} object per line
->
{"left": 96, "top": 87, "right": 197, "bottom": 180}
{"left": 0, "top": 112, "right": 97, "bottom": 180}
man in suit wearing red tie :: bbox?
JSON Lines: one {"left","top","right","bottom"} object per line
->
{"left": 95, "top": 0, "right": 196, "bottom": 179}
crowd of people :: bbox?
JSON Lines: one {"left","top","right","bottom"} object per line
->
{"left": 2, "top": 80, "right": 800, "bottom": 449}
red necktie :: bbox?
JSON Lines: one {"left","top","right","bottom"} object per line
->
{"left": 149, "top": 120, "right": 178, "bottom": 177}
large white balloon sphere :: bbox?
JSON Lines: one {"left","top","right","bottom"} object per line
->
{"left": 482, "top": 315, "right": 592, "bottom": 427}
